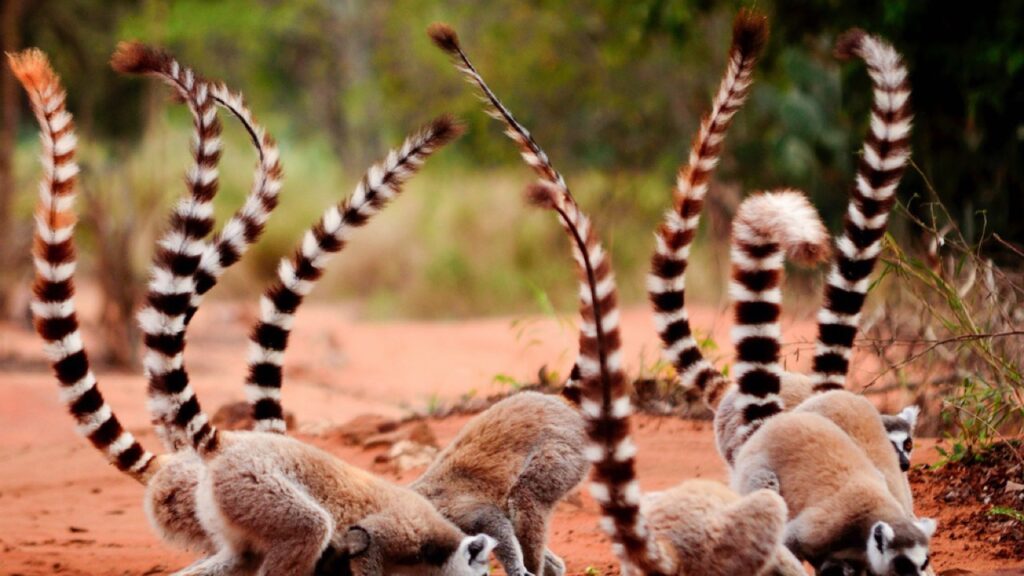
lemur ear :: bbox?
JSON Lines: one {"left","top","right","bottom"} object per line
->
{"left": 872, "top": 521, "right": 895, "bottom": 552}
{"left": 899, "top": 405, "right": 920, "bottom": 430}
{"left": 344, "top": 525, "right": 373, "bottom": 556}
{"left": 916, "top": 517, "right": 937, "bottom": 538}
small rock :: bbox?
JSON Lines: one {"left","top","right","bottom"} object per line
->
{"left": 387, "top": 440, "right": 439, "bottom": 473}
{"left": 364, "top": 421, "right": 438, "bottom": 450}
{"left": 327, "top": 414, "right": 399, "bottom": 446}
{"left": 212, "top": 401, "right": 296, "bottom": 431}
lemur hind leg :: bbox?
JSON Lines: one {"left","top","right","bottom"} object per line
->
{"left": 463, "top": 503, "right": 532, "bottom": 576}
{"left": 210, "top": 471, "right": 332, "bottom": 576}
{"left": 542, "top": 548, "right": 566, "bottom": 576}
{"left": 171, "top": 548, "right": 254, "bottom": 576}
{"left": 732, "top": 454, "right": 781, "bottom": 495}
{"left": 508, "top": 444, "right": 586, "bottom": 576}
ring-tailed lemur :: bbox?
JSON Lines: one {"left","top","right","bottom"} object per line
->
{"left": 398, "top": 23, "right": 597, "bottom": 576}
{"left": 12, "top": 42, "right": 284, "bottom": 556}
{"left": 881, "top": 406, "right": 919, "bottom": 472}
{"left": 639, "top": 16, "right": 918, "bottom": 501}
{"left": 13, "top": 47, "right": 497, "bottom": 576}
{"left": 524, "top": 170, "right": 805, "bottom": 575}
{"left": 714, "top": 27, "right": 918, "bottom": 511}
{"left": 718, "top": 32, "right": 934, "bottom": 576}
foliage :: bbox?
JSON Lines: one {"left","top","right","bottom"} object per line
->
{"left": 864, "top": 168, "right": 1023, "bottom": 455}
{"left": 988, "top": 506, "right": 1024, "bottom": 523}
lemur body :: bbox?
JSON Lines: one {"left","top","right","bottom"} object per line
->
{"left": 412, "top": 392, "right": 587, "bottom": 576}
{"left": 13, "top": 47, "right": 497, "bottom": 576}
{"left": 795, "top": 391, "right": 914, "bottom": 514}
{"left": 732, "top": 411, "right": 934, "bottom": 574}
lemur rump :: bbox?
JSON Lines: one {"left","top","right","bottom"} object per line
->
{"left": 412, "top": 392, "right": 587, "bottom": 576}
{"left": 13, "top": 47, "right": 497, "bottom": 576}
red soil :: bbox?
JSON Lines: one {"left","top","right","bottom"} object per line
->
{"left": 0, "top": 299, "right": 1020, "bottom": 575}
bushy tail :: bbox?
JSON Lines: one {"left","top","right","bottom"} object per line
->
{"left": 10, "top": 49, "right": 158, "bottom": 483}
{"left": 726, "top": 190, "right": 830, "bottom": 462}
{"left": 527, "top": 182, "right": 673, "bottom": 576}
{"left": 429, "top": 22, "right": 586, "bottom": 404}
{"left": 111, "top": 41, "right": 222, "bottom": 454}
{"left": 810, "top": 30, "right": 912, "bottom": 392}
{"left": 648, "top": 9, "right": 768, "bottom": 409}
{"left": 187, "top": 83, "right": 283, "bottom": 323}
{"left": 246, "top": 116, "right": 464, "bottom": 433}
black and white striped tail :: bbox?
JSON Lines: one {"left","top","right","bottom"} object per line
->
{"left": 810, "top": 30, "right": 912, "bottom": 393}
{"left": 727, "top": 190, "right": 830, "bottom": 462}
{"left": 10, "top": 49, "right": 158, "bottom": 483}
{"left": 111, "top": 42, "right": 222, "bottom": 454}
{"left": 185, "top": 83, "right": 283, "bottom": 325}
{"left": 246, "top": 116, "right": 464, "bottom": 433}
{"left": 429, "top": 23, "right": 595, "bottom": 404}
{"left": 648, "top": 9, "right": 768, "bottom": 409}
{"left": 527, "top": 182, "right": 673, "bottom": 576}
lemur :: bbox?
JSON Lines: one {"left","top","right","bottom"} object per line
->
{"left": 703, "top": 32, "right": 934, "bottom": 575}
{"left": 640, "top": 16, "right": 919, "bottom": 513}
{"left": 709, "top": 188, "right": 933, "bottom": 575}
{"left": 11, "top": 41, "right": 284, "bottom": 556}
{"left": 142, "top": 22, "right": 592, "bottom": 576}
{"left": 13, "top": 46, "right": 497, "bottom": 575}
{"left": 520, "top": 88, "right": 807, "bottom": 576}
{"left": 881, "top": 406, "right": 919, "bottom": 472}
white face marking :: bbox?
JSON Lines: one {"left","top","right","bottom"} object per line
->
{"left": 903, "top": 543, "right": 928, "bottom": 567}
{"left": 442, "top": 534, "right": 496, "bottom": 576}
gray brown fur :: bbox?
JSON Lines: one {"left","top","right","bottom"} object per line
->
{"left": 174, "top": 430, "right": 494, "bottom": 575}
{"left": 412, "top": 391, "right": 588, "bottom": 576}
{"left": 731, "top": 411, "right": 934, "bottom": 574}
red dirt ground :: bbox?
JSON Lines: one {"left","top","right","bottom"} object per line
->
{"left": 0, "top": 298, "right": 1020, "bottom": 575}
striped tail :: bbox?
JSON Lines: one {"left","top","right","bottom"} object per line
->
{"left": 648, "top": 9, "right": 768, "bottom": 409}
{"left": 428, "top": 23, "right": 566, "bottom": 188}
{"left": 526, "top": 181, "right": 673, "bottom": 576}
{"left": 727, "top": 190, "right": 830, "bottom": 461}
{"left": 186, "top": 83, "right": 283, "bottom": 324}
{"left": 429, "top": 22, "right": 585, "bottom": 404}
{"left": 246, "top": 116, "right": 464, "bottom": 433}
{"left": 111, "top": 42, "right": 222, "bottom": 454}
{"left": 810, "top": 30, "right": 912, "bottom": 393}
{"left": 9, "top": 49, "right": 158, "bottom": 483}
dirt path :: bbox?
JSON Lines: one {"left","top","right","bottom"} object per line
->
{"left": 0, "top": 300, "right": 1019, "bottom": 574}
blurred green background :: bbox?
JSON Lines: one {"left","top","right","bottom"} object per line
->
{"left": 2, "top": 0, "right": 1022, "bottom": 320}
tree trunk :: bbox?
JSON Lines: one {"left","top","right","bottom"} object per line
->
{"left": 0, "top": 0, "right": 26, "bottom": 317}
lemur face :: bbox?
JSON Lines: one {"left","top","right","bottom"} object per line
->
{"left": 882, "top": 406, "right": 920, "bottom": 472}
{"left": 381, "top": 534, "right": 496, "bottom": 576}
{"left": 866, "top": 519, "right": 935, "bottom": 576}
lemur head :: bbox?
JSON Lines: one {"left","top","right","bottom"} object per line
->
{"left": 866, "top": 517, "right": 936, "bottom": 576}
{"left": 881, "top": 405, "right": 920, "bottom": 472}
{"left": 338, "top": 518, "right": 495, "bottom": 576}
